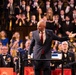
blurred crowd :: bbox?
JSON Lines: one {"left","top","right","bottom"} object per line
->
{"left": 0, "top": 0, "right": 76, "bottom": 75}
{"left": 3, "top": 0, "right": 76, "bottom": 35}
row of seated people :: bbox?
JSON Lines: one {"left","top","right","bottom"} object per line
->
{"left": 3, "top": 0, "right": 76, "bottom": 35}
{"left": 0, "top": 41, "right": 76, "bottom": 75}
{"left": 0, "top": 30, "right": 76, "bottom": 75}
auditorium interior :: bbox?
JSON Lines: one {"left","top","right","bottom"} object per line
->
{"left": 0, "top": 0, "right": 76, "bottom": 75}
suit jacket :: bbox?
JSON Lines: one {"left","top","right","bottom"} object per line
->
{"left": 62, "top": 21, "right": 74, "bottom": 36}
{"left": 2, "top": 54, "right": 14, "bottom": 68}
{"left": 62, "top": 51, "right": 75, "bottom": 68}
{"left": 0, "top": 54, "right": 5, "bottom": 67}
{"left": 29, "top": 29, "right": 69, "bottom": 59}
{"left": 56, "top": 51, "right": 75, "bottom": 69}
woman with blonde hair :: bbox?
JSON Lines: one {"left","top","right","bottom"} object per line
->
{"left": 0, "top": 30, "right": 9, "bottom": 46}
{"left": 46, "top": 7, "right": 53, "bottom": 22}
{"left": 46, "top": 7, "right": 55, "bottom": 32}
{"left": 10, "top": 31, "right": 23, "bottom": 49}
{"left": 10, "top": 32, "right": 23, "bottom": 57}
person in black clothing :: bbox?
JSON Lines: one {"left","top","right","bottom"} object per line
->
{"left": 0, "top": 54, "right": 5, "bottom": 67}
{"left": 57, "top": 41, "right": 75, "bottom": 75}
{"left": 1, "top": 46, "right": 14, "bottom": 69}
{"left": 17, "top": 40, "right": 32, "bottom": 75}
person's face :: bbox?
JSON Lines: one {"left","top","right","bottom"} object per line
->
{"left": 70, "top": 0, "right": 74, "bottom": 4}
{"left": 29, "top": 32, "right": 33, "bottom": 38}
{"left": 42, "top": 16, "right": 47, "bottom": 22}
{"left": 60, "top": 10, "right": 64, "bottom": 15}
{"left": 62, "top": 42, "right": 68, "bottom": 51}
{"left": 58, "top": 1, "right": 62, "bottom": 5}
{"left": 31, "top": 15, "right": 36, "bottom": 20}
{"left": 35, "top": 0, "right": 38, "bottom": 2}
{"left": 1, "top": 46, "right": 8, "bottom": 54}
{"left": 65, "top": 16, "right": 70, "bottom": 21}
{"left": 58, "top": 44, "right": 62, "bottom": 51}
{"left": 38, "top": 8, "right": 42, "bottom": 14}
{"left": 0, "top": 31, "right": 6, "bottom": 37}
{"left": 8, "top": 0, "right": 13, "bottom": 3}
{"left": 22, "top": 1, "right": 26, "bottom": 5}
{"left": 55, "top": 15, "right": 59, "bottom": 20}
{"left": 37, "top": 22, "right": 46, "bottom": 31}
{"left": 73, "top": 10, "right": 76, "bottom": 14}
{"left": 26, "top": 6, "right": 30, "bottom": 12}
{"left": 14, "top": 32, "right": 20, "bottom": 38}
{"left": 25, "top": 41, "right": 31, "bottom": 49}
{"left": 47, "top": 8, "right": 53, "bottom": 16}
{"left": 46, "top": 1, "right": 50, "bottom": 5}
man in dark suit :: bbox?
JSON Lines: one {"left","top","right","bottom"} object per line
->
{"left": 0, "top": 54, "right": 5, "bottom": 67}
{"left": 1, "top": 46, "right": 14, "bottom": 68}
{"left": 62, "top": 41, "right": 75, "bottom": 75}
{"left": 28, "top": 20, "right": 76, "bottom": 75}
{"left": 62, "top": 15, "right": 74, "bottom": 36}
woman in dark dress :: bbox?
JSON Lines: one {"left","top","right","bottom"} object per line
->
{"left": 0, "top": 30, "right": 9, "bottom": 46}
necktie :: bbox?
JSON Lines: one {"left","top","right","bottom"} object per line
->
{"left": 40, "top": 31, "right": 44, "bottom": 54}
{"left": 27, "top": 12, "right": 30, "bottom": 21}
{"left": 41, "top": 31, "right": 43, "bottom": 43}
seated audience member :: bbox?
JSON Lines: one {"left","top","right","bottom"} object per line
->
{"left": 57, "top": 42, "right": 63, "bottom": 53}
{"left": 4, "top": 0, "right": 16, "bottom": 30}
{"left": 1, "top": 46, "right": 14, "bottom": 68}
{"left": 29, "top": 15, "right": 37, "bottom": 26}
{"left": 58, "top": 41, "right": 75, "bottom": 75}
{"left": 59, "top": 10, "right": 65, "bottom": 23}
{"left": 36, "top": 7, "right": 43, "bottom": 21}
{"left": 57, "top": 0, "right": 63, "bottom": 14}
{"left": 25, "top": 5, "right": 32, "bottom": 26}
{"left": 46, "top": 8, "right": 55, "bottom": 32}
{"left": 62, "top": 15, "right": 74, "bottom": 36}
{"left": 15, "top": 13, "right": 26, "bottom": 26}
{"left": 10, "top": 32, "right": 23, "bottom": 49}
{"left": 24, "top": 31, "right": 33, "bottom": 43}
{"left": 31, "top": 0, "right": 39, "bottom": 14}
{"left": 0, "top": 30, "right": 9, "bottom": 46}
{"left": 20, "top": 40, "right": 32, "bottom": 75}
{"left": 53, "top": 14, "right": 62, "bottom": 34}
{"left": 16, "top": 40, "right": 32, "bottom": 75}
{"left": 20, "top": 0, "right": 26, "bottom": 13}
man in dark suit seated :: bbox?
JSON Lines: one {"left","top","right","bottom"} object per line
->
{"left": 28, "top": 20, "right": 76, "bottom": 75}
{"left": 62, "top": 41, "right": 75, "bottom": 75}
{"left": 0, "top": 54, "right": 5, "bottom": 67}
{"left": 1, "top": 46, "right": 14, "bottom": 68}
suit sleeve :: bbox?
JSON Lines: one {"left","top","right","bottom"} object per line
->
{"left": 0, "top": 55, "right": 5, "bottom": 67}
{"left": 28, "top": 32, "right": 35, "bottom": 55}
{"left": 51, "top": 30, "right": 70, "bottom": 42}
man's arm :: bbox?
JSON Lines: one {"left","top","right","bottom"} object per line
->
{"left": 28, "top": 32, "right": 35, "bottom": 59}
{"left": 52, "top": 31, "right": 76, "bottom": 42}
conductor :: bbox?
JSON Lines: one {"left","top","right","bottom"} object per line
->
{"left": 28, "top": 20, "right": 76, "bottom": 75}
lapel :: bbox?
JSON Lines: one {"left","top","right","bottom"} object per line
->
{"left": 36, "top": 30, "right": 39, "bottom": 39}
{"left": 44, "top": 30, "right": 49, "bottom": 44}
{"left": 36, "top": 30, "right": 51, "bottom": 45}
{"left": 5, "top": 54, "right": 8, "bottom": 60}
{"left": 36, "top": 30, "right": 42, "bottom": 44}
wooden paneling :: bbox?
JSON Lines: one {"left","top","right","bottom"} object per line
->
{"left": 14, "top": 26, "right": 37, "bottom": 40}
